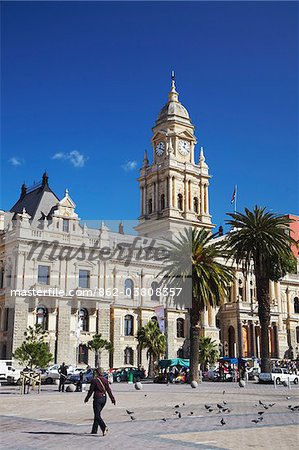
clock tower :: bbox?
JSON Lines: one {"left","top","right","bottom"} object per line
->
{"left": 135, "top": 74, "right": 214, "bottom": 238}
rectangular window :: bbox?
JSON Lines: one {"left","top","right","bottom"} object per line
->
{"left": 63, "top": 219, "right": 69, "bottom": 233}
{"left": 79, "top": 270, "right": 90, "bottom": 288}
{"left": 38, "top": 265, "right": 50, "bottom": 285}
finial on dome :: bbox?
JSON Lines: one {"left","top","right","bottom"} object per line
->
{"left": 199, "top": 146, "right": 205, "bottom": 162}
{"left": 65, "top": 188, "right": 69, "bottom": 196}
{"left": 168, "top": 70, "right": 179, "bottom": 102}
{"left": 142, "top": 149, "right": 149, "bottom": 167}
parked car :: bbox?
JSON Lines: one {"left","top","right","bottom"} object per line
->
{"left": 41, "top": 364, "right": 78, "bottom": 384}
{"left": 6, "top": 367, "right": 22, "bottom": 385}
{"left": 259, "top": 368, "right": 299, "bottom": 384}
{"left": 68, "top": 368, "right": 97, "bottom": 384}
{"left": 0, "top": 360, "right": 13, "bottom": 381}
{"left": 113, "top": 366, "right": 145, "bottom": 383}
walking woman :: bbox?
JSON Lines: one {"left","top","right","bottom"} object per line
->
{"left": 84, "top": 367, "right": 116, "bottom": 436}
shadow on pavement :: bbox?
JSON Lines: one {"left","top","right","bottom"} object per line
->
{"left": 24, "top": 432, "right": 97, "bottom": 436}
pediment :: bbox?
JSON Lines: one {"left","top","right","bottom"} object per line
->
{"left": 177, "top": 129, "right": 196, "bottom": 141}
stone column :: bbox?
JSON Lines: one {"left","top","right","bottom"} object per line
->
{"left": 56, "top": 301, "right": 71, "bottom": 364}
{"left": 204, "top": 184, "right": 209, "bottom": 215}
{"left": 200, "top": 182, "right": 204, "bottom": 215}
{"left": 184, "top": 178, "right": 188, "bottom": 212}
{"left": 173, "top": 177, "right": 176, "bottom": 208}
{"left": 98, "top": 306, "right": 111, "bottom": 368}
{"left": 276, "top": 282, "right": 283, "bottom": 330}
{"left": 11, "top": 297, "right": 29, "bottom": 355}
{"left": 169, "top": 177, "right": 172, "bottom": 208}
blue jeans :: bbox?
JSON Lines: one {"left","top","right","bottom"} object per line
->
{"left": 92, "top": 396, "right": 107, "bottom": 434}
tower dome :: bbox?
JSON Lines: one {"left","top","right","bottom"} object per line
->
{"left": 155, "top": 73, "right": 192, "bottom": 126}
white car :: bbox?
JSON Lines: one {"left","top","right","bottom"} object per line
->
{"left": 41, "top": 364, "right": 78, "bottom": 384}
{"left": 259, "top": 368, "right": 299, "bottom": 384}
{"left": 6, "top": 367, "right": 22, "bottom": 385}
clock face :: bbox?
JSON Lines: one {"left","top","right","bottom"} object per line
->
{"left": 178, "top": 140, "right": 190, "bottom": 156}
{"left": 155, "top": 141, "right": 165, "bottom": 156}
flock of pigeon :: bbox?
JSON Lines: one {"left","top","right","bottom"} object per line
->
{"left": 125, "top": 391, "right": 299, "bottom": 427}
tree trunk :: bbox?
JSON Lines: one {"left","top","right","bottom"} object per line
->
{"left": 256, "top": 276, "right": 271, "bottom": 373}
{"left": 189, "top": 298, "right": 201, "bottom": 382}
{"left": 148, "top": 352, "right": 154, "bottom": 378}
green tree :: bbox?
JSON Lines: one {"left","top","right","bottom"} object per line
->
{"left": 137, "top": 320, "right": 166, "bottom": 378}
{"left": 226, "top": 206, "right": 297, "bottom": 373}
{"left": 14, "top": 324, "right": 53, "bottom": 369}
{"left": 161, "top": 228, "right": 233, "bottom": 382}
{"left": 199, "top": 336, "right": 219, "bottom": 372}
{"left": 87, "top": 333, "right": 113, "bottom": 368}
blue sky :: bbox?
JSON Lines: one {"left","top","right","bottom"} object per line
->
{"left": 1, "top": 1, "right": 298, "bottom": 232}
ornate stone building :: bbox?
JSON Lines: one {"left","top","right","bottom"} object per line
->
{"left": 0, "top": 77, "right": 298, "bottom": 368}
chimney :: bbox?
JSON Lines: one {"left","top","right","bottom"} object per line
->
{"left": 20, "top": 183, "right": 27, "bottom": 199}
{"left": 42, "top": 171, "right": 49, "bottom": 187}
{"left": 118, "top": 222, "right": 124, "bottom": 234}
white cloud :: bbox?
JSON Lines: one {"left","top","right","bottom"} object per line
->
{"left": 52, "top": 150, "right": 87, "bottom": 168}
{"left": 122, "top": 160, "right": 138, "bottom": 171}
{"left": 9, "top": 157, "right": 23, "bottom": 166}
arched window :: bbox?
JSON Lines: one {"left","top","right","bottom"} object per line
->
{"left": 294, "top": 297, "right": 299, "bottom": 314}
{"left": 36, "top": 306, "right": 48, "bottom": 330}
{"left": 78, "top": 344, "right": 88, "bottom": 364}
{"left": 151, "top": 281, "right": 159, "bottom": 301}
{"left": 124, "top": 347, "right": 134, "bottom": 365}
{"left": 148, "top": 198, "right": 153, "bottom": 214}
{"left": 193, "top": 197, "right": 199, "bottom": 214}
{"left": 177, "top": 193, "right": 183, "bottom": 211}
{"left": 160, "top": 194, "right": 165, "bottom": 210}
{"left": 177, "top": 318, "right": 185, "bottom": 338}
{"left": 124, "top": 314, "right": 134, "bottom": 336}
{"left": 79, "top": 308, "right": 89, "bottom": 332}
{"left": 124, "top": 279, "right": 134, "bottom": 299}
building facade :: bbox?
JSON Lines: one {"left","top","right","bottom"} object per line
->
{"left": 0, "top": 77, "right": 298, "bottom": 368}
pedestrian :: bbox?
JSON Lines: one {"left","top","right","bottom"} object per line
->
{"left": 76, "top": 371, "right": 84, "bottom": 392}
{"left": 84, "top": 367, "right": 116, "bottom": 436}
{"left": 58, "top": 362, "right": 68, "bottom": 392}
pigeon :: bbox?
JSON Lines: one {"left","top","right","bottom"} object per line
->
{"left": 217, "top": 404, "right": 223, "bottom": 409}
{"left": 208, "top": 408, "right": 213, "bottom": 413}
{"left": 205, "top": 405, "right": 212, "bottom": 410}
{"left": 223, "top": 401, "right": 227, "bottom": 405}
{"left": 161, "top": 418, "right": 167, "bottom": 422}
{"left": 259, "top": 400, "right": 264, "bottom": 405}
{"left": 226, "top": 409, "right": 231, "bottom": 413}
{"left": 286, "top": 396, "right": 291, "bottom": 400}
{"left": 258, "top": 417, "right": 264, "bottom": 421}
{"left": 252, "top": 419, "right": 259, "bottom": 424}
{"left": 175, "top": 404, "right": 180, "bottom": 408}
{"left": 175, "top": 411, "right": 179, "bottom": 415}
{"left": 144, "top": 395, "right": 147, "bottom": 397}
{"left": 178, "top": 412, "right": 182, "bottom": 419}
{"left": 182, "top": 403, "right": 185, "bottom": 406}
{"left": 222, "top": 408, "right": 228, "bottom": 413}
{"left": 258, "top": 411, "right": 265, "bottom": 416}
{"left": 222, "top": 390, "right": 226, "bottom": 395}
{"left": 268, "top": 403, "right": 275, "bottom": 407}
{"left": 288, "top": 405, "right": 293, "bottom": 409}
{"left": 126, "top": 410, "right": 134, "bottom": 415}
{"left": 263, "top": 405, "right": 269, "bottom": 410}
{"left": 188, "top": 412, "right": 194, "bottom": 416}
{"left": 130, "top": 416, "right": 136, "bottom": 421}
{"left": 220, "top": 417, "right": 226, "bottom": 426}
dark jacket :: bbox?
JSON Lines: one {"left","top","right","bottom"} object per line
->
{"left": 59, "top": 365, "right": 68, "bottom": 377}
{"left": 85, "top": 376, "right": 115, "bottom": 403}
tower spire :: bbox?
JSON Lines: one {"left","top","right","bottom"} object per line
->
{"left": 168, "top": 70, "right": 179, "bottom": 102}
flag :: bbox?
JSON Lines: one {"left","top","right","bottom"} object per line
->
{"left": 154, "top": 306, "right": 165, "bottom": 333}
{"left": 75, "top": 320, "right": 81, "bottom": 339}
{"left": 231, "top": 185, "right": 237, "bottom": 204}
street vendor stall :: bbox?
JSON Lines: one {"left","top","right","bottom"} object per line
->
{"left": 154, "top": 358, "right": 190, "bottom": 383}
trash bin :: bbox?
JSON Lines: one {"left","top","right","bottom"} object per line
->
{"left": 128, "top": 371, "right": 133, "bottom": 384}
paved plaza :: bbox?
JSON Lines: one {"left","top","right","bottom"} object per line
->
{"left": 0, "top": 381, "right": 298, "bottom": 450}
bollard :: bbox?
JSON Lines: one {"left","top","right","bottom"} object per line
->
{"left": 274, "top": 377, "right": 276, "bottom": 389}
{"left": 288, "top": 376, "right": 291, "bottom": 390}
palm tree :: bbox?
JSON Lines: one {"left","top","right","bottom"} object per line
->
{"left": 161, "top": 228, "right": 234, "bottom": 382}
{"left": 199, "top": 336, "right": 219, "bottom": 372}
{"left": 137, "top": 320, "right": 166, "bottom": 378}
{"left": 87, "top": 333, "right": 113, "bottom": 368}
{"left": 226, "top": 206, "right": 297, "bottom": 373}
